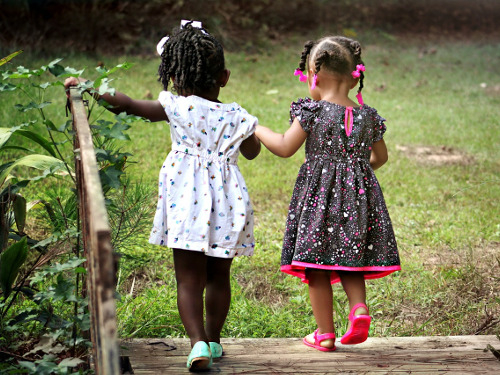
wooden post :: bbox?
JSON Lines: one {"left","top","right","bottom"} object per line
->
{"left": 70, "top": 89, "right": 120, "bottom": 375}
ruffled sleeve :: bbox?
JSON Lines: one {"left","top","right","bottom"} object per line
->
{"left": 157, "top": 91, "right": 176, "bottom": 122}
{"left": 368, "top": 107, "right": 387, "bottom": 142}
{"left": 238, "top": 107, "right": 259, "bottom": 141}
{"left": 289, "top": 97, "right": 320, "bottom": 132}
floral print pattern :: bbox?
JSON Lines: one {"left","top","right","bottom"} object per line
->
{"left": 281, "top": 98, "right": 401, "bottom": 284}
{"left": 149, "top": 91, "right": 257, "bottom": 258}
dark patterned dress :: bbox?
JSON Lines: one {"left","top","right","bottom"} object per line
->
{"left": 281, "top": 98, "right": 401, "bottom": 284}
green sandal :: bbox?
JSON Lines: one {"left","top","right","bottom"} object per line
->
{"left": 187, "top": 341, "right": 212, "bottom": 372}
{"left": 209, "top": 342, "right": 223, "bottom": 359}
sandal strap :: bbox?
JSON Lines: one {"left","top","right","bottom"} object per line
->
{"left": 348, "top": 303, "right": 369, "bottom": 321}
{"left": 314, "top": 329, "right": 336, "bottom": 344}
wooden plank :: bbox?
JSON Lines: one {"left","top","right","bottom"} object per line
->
{"left": 120, "top": 336, "right": 500, "bottom": 374}
{"left": 70, "top": 89, "right": 120, "bottom": 375}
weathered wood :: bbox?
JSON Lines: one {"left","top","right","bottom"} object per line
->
{"left": 71, "top": 90, "right": 120, "bottom": 375}
{"left": 120, "top": 336, "right": 500, "bottom": 374}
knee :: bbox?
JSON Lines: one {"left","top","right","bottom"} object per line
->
{"left": 176, "top": 273, "right": 206, "bottom": 291}
{"left": 306, "top": 269, "right": 331, "bottom": 284}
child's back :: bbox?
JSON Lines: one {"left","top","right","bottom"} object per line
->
{"left": 281, "top": 98, "right": 399, "bottom": 284}
{"left": 65, "top": 20, "right": 261, "bottom": 371}
{"left": 256, "top": 34, "right": 400, "bottom": 352}
{"left": 149, "top": 91, "right": 258, "bottom": 257}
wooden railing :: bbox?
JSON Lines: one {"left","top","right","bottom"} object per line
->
{"left": 70, "top": 89, "right": 120, "bottom": 375}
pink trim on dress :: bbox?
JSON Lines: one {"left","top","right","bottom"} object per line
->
{"left": 281, "top": 262, "right": 401, "bottom": 284}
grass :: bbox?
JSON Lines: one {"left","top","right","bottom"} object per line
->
{"left": 2, "top": 32, "right": 499, "bottom": 339}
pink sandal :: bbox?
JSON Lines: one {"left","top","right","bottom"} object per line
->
{"left": 340, "top": 303, "right": 371, "bottom": 345}
{"left": 303, "top": 329, "right": 336, "bottom": 352}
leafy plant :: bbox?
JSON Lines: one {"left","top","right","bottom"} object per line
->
{"left": 0, "top": 56, "right": 153, "bottom": 373}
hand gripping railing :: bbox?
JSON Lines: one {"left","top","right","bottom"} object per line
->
{"left": 69, "top": 89, "right": 120, "bottom": 375}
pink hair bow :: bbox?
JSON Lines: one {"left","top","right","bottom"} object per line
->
{"left": 294, "top": 69, "right": 308, "bottom": 83}
{"left": 351, "top": 64, "right": 365, "bottom": 79}
{"left": 294, "top": 69, "right": 318, "bottom": 89}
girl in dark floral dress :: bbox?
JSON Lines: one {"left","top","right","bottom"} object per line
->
{"left": 256, "top": 36, "right": 400, "bottom": 351}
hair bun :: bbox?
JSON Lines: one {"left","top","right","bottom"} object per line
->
{"left": 350, "top": 41, "right": 362, "bottom": 57}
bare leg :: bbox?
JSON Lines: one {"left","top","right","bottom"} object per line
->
{"left": 304, "top": 269, "right": 336, "bottom": 349}
{"left": 338, "top": 271, "right": 368, "bottom": 319}
{"left": 173, "top": 248, "right": 209, "bottom": 346}
{"left": 205, "top": 256, "right": 233, "bottom": 343}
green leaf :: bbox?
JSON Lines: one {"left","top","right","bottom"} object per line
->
{"left": 0, "top": 82, "right": 17, "bottom": 92}
{"left": 0, "top": 122, "right": 35, "bottom": 149}
{"left": 31, "top": 81, "right": 58, "bottom": 89}
{"left": 3, "top": 65, "right": 44, "bottom": 79}
{"left": 13, "top": 194, "right": 27, "bottom": 233}
{"left": 43, "top": 119, "right": 58, "bottom": 132}
{"left": 0, "top": 50, "right": 23, "bottom": 67}
{"left": 0, "top": 154, "right": 66, "bottom": 187}
{"left": 100, "top": 167, "right": 124, "bottom": 189}
{"left": 18, "top": 361, "right": 36, "bottom": 372}
{"left": 1, "top": 145, "right": 33, "bottom": 153}
{"left": 0, "top": 236, "right": 29, "bottom": 298}
{"left": 14, "top": 101, "right": 51, "bottom": 112}
{"left": 94, "top": 62, "right": 132, "bottom": 87}
{"left": 0, "top": 180, "right": 30, "bottom": 198}
{"left": 57, "top": 120, "right": 72, "bottom": 133}
{"left": 45, "top": 59, "right": 84, "bottom": 78}
{"left": 96, "top": 78, "right": 116, "bottom": 96}
{"left": 0, "top": 128, "right": 13, "bottom": 149}
{"left": 15, "top": 128, "right": 57, "bottom": 157}
{"left": 59, "top": 357, "right": 84, "bottom": 368}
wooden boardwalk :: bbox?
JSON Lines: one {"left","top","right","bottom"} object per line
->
{"left": 120, "top": 335, "right": 499, "bottom": 374}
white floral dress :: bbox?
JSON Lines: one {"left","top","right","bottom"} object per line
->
{"left": 149, "top": 91, "right": 258, "bottom": 258}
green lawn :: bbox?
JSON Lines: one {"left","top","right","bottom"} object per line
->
{"left": 3, "top": 33, "right": 499, "bottom": 339}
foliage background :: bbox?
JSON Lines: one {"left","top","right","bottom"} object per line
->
{"left": 1, "top": 0, "right": 499, "bottom": 351}
{"left": 1, "top": 0, "right": 500, "bottom": 55}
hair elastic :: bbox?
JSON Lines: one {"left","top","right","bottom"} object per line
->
{"left": 294, "top": 69, "right": 318, "bottom": 90}
{"left": 311, "top": 74, "right": 318, "bottom": 90}
{"left": 156, "top": 20, "right": 207, "bottom": 56}
{"left": 352, "top": 64, "right": 366, "bottom": 105}
{"left": 351, "top": 64, "right": 365, "bottom": 78}
{"left": 294, "top": 69, "right": 308, "bottom": 82}
{"left": 356, "top": 92, "right": 364, "bottom": 106}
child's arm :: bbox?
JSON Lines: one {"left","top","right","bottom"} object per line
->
{"left": 370, "top": 139, "right": 388, "bottom": 170}
{"left": 240, "top": 134, "right": 261, "bottom": 160}
{"left": 64, "top": 77, "right": 167, "bottom": 122}
{"left": 255, "top": 118, "right": 307, "bottom": 158}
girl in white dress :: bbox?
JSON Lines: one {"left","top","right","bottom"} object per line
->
{"left": 65, "top": 21, "right": 261, "bottom": 371}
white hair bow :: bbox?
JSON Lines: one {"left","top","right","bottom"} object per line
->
{"left": 156, "top": 20, "right": 205, "bottom": 55}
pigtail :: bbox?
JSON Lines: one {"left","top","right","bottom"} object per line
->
{"left": 298, "top": 40, "right": 315, "bottom": 72}
{"left": 348, "top": 40, "right": 365, "bottom": 104}
{"left": 358, "top": 71, "right": 364, "bottom": 93}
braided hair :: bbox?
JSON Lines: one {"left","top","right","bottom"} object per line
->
{"left": 297, "top": 36, "right": 365, "bottom": 94}
{"left": 158, "top": 22, "right": 225, "bottom": 95}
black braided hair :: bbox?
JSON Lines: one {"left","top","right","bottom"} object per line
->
{"left": 158, "top": 21, "right": 225, "bottom": 95}
{"left": 296, "top": 36, "right": 365, "bottom": 95}
{"left": 298, "top": 40, "right": 315, "bottom": 72}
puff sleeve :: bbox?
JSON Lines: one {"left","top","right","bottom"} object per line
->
{"left": 369, "top": 107, "right": 387, "bottom": 142}
{"left": 289, "top": 97, "right": 321, "bottom": 132}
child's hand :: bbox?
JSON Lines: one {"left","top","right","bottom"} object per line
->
{"left": 64, "top": 77, "right": 86, "bottom": 98}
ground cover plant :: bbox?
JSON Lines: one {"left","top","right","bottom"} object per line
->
{"left": 0, "top": 57, "right": 154, "bottom": 373}
{"left": 1, "top": 31, "right": 498, "bottom": 372}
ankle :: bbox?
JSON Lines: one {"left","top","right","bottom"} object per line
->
{"left": 354, "top": 306, "right": 368, "bottom": 316}
{"left": 190, "top": 337, "right": 209, "bottom": 347}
